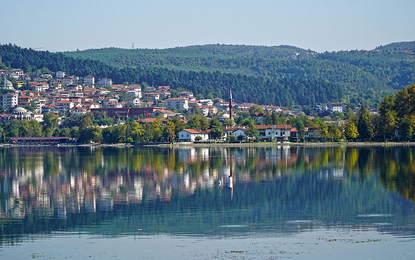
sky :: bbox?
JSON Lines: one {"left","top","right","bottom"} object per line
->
{"left": 1, "top": 0, "right": 414, "bottom": 53}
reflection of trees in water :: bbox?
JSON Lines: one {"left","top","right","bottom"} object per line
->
{"left": 1, "top": 146, "right": 415, "bottom": 242}
{"left": 379, "top": 147, "right": 415, "bottom": 201}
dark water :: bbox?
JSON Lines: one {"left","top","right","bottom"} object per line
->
{"left": 1, "top": 146, "right": 415, "bottom": 259}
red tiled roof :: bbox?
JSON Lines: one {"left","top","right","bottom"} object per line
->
{"left": 182, "top": 129, "right": 202, "bottom": 134}
{"left": 254, "top": 125, "right": 293, "bottom": 130}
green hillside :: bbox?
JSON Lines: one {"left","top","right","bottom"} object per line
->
{"left": 0, "top": 44, "right": 342, "bottom": 107}
{"left": 2, "top": 42, "right": 414, "bottom": 107}
{"left": 63, "top": 42, "right": 415, "bottom": 105}
{"left": 375, "top": 41, "right": 415, "bottom": 52}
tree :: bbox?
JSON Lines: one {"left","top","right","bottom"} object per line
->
{"left": 43, "top": 112, "right": 59, "bottom": 137}
{"left": 91, "top": 127, "right": 102, "bottom": 143}
{"left": 245, "top": 126, "right": 259, "bottom": 141}
{"left": 71, "top": 126, "right": 79, "bottom": 139}
{"left": 165, "top": 121, "right": 176, "bottom": 142}
{"left": 378, "top": 95, "right": 396, "bottom": 140}
{"left": 248, "top": 104, "right": 264, "bottom": 117}
{"left": 78, "top": 116, "right": 94, "bottom": 143}
{"left": 20, "top": 120, "right": 43, "bottom": 137}
{"left": 240, "top": 118, "right": 254, "bottom": 127}
{"left": 59, "top": 128, "right": 71, "bottom": 137}
{"left": 149, "top": 117, "right": 164, "bottom": 142}
{"left": 271, "top": 111, "right": 278, "bottom": 125}
{"left": 345, "top": 122, "right": 359, "bottom": 141}
{"left": 187, "top": 114, "right": 208, "bottom": 130}
{"left": 168, "top": 117, "right": 186, "bottom": 136}
{"left": 317, "top": 121, "right": 328, "bottom": 141}
{"left": 394, "top": 87, "right": 411, "bottom": 119}
{"left": 130, "top": 121, "right": 145, "bottom": 142}
{"left": 357, "top": 106, "right": 373, "bottom": 141}
{"left": 328, "top": 125, "right": 342, "bottom": 141}
{"left": 210, "top": 119, "right": 224, "bottom": 140}
{"left": 228, "top": 135, "right": 237, "bottom": 143}
{"left": 222, "top": 118, "right": 234, "bottom": 127}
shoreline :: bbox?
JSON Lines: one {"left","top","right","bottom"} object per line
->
{"left": 1, "top": 142, "right": 414, "bottom": 148}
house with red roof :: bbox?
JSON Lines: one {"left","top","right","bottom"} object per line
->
{"left": 56, "top": 100, "right": 74, "bottom": 113}
{"left": 254, "top": 125, "right": 292, "bottom": 142}
{"left": 177, "top": 129, "right": 209, "bottom": 142}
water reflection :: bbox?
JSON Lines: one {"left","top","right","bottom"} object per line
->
{"left": 0, "top": 146, "right": 415, "bottom": 243}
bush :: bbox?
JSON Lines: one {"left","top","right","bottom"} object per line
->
{"left": 229, "top": 135, "right": 237, "bottom": 143}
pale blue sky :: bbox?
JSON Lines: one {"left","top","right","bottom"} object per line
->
{"left": 1, "top": 0, "right": 414, "bottom": 52}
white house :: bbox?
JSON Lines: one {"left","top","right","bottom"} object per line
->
{"left": 56, "top": 71, "right": 65, "bottom": 79}
{"left": 56, "top": 100, "right": 74, "bottom": 113}
{"left": 151, "top": 109, "right": 177, "bottom": 118}
{"left": 31, "top": 83, "right": 49, "bottom": 92}
{"left": 143, "top": 92, "right": 160, "bottom": 101}
{"left": 254, "top": 125, "right": 292, "bottom": 142}
{"left": 165, "top": 97, "right": 189, "bottom": 110}
{"left": 329, "top": 103, "right": 346, "bottom": 113}
{"left": 2, "top": 92, "right": 18, "bottom": 108}
{"left": 199, "top": 99, "right": 214, "bottom": 106}
{"left": 61, "top": 77, "right": 75, "bottom": 85}
{"left": 84, "top": 75, "right": 95, "bottom": 86}
{"left": 127, "top": 88, "right": 142, "bottom": 98}
{"left": 98, "top": 78, "right": 112, "bottom": 87}
{"left": 198, "top": 105, "right": 217, "bottom": 116}
{"left": 178, "top": 129, "right": 209, "bottom": 142}
{"left": 124, "top": 98, "right": 140, "bottom": 107}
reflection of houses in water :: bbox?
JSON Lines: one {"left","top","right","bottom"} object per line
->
{"left": 0, "top": 147, "right": 355, "bottom": 221}
{"left": 178, "top": 148, "right": 210, "bottom": 163}
{"left": 319, "top": 168, "right": 345, "bottom": 180}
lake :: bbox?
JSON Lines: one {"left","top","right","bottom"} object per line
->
{"left": 0, "top": 146, "right": 415, "bottom": 259}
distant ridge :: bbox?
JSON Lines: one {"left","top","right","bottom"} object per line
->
{"left": 375, "top": 41, "right": 415, "bottom": 52}
{"left": 63, "top": 41, "right": 415, "bottom": 105}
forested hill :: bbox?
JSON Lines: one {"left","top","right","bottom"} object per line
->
{"left": 63, "top": 42, "right": 415, "bottom": 105}
{"left": 375, "top": 41, "right": 415, "bottom": 52}
{"left": 0, "top": 44, "right": 342, "bottom": 107}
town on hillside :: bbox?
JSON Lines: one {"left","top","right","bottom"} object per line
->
{"left": 1, "top": 67, "right": 412, "bottom": 144}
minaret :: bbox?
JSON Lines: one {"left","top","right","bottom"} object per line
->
{"left": 3, "top": 74, "right": 6, "bottom": 89}
{"left": 229, "top": 88, "right": 233, "bottom": 119}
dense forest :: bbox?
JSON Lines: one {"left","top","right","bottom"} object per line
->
{"left": 1, "top": 42, "right": 415, "bottom": 106}
{"left": 0, "top": 44, "right": 342, "bottom": 107}
{"left": 63, "top": 42, "right": 415, "bottom": 105}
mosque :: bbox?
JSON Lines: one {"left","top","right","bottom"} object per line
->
{"left": 1, "top": 74, "right": 15, "bottom": 90}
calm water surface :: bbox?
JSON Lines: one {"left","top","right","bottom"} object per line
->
{"left": 0, "top": 146, "right": 415, "bottom": 259}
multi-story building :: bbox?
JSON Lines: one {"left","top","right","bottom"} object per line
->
{"left": 143, "top": 92, "right": 160, "bottom": 101}
{"left": 98, "top": 78, "right": 112, "bottom": 87}
{"left": 2, "top": 92, "right": 18, "bottom": 108}
{"left": 329, "top": 103, "right": 346, "bottom": 113}
{"left": 84, "top": 75, "right": 95, "bottom": 86}
{"left": 56, "top": 71, "right": 65, "bottom": 79}
{"left": 61, "top": 76, "right": 75, "bottom": 85}
{"left": 56, "top": 100, "right": 74, "bottom": 113}
{"left": 164, "top": 97, "right": 189, "bottom": 110}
